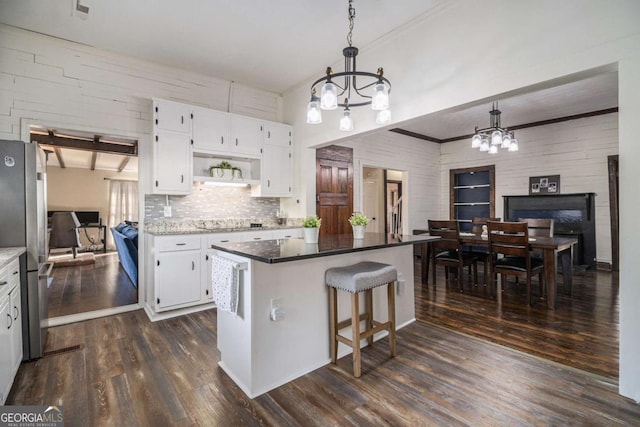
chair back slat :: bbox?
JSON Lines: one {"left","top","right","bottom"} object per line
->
{"left": 519, "top": 218, "right": 554, "bottom": 237}
{"left": 471, "top": 217, "right": 501, "bottom": 234}
{"left": 428, "top": 220, "right": 460, "bottom": 252}
{"left": 487, "top": 221, "right": 530, "bottom": 258}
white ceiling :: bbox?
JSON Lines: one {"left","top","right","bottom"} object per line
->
{"left": 0, "top": 0, "right": 619, "bottom": 148}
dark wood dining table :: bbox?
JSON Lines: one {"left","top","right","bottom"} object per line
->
{"left": 416, "top": 231, "right": 578, "bottom": 310}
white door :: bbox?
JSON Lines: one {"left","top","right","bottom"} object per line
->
{"left": 363, "top": 168, "right": 384, "bottom": 233}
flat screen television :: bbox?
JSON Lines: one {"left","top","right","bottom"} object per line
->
{"left": 48, "top": 210, "right": 100, "bottom": 225}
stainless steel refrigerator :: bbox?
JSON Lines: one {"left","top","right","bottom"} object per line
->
{"left": 0, "top": 140, "right": 50, "bottom": 360}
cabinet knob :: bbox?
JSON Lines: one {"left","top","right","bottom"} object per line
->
{"left": 192, "top": 261, "right": 195, "bottom": 270}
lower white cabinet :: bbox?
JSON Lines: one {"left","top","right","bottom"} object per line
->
{"left": 147, "top": 229, "right": 302, "bottom": 319}
{"left": 1, "top": 258, "right": 22, "bottom": 405}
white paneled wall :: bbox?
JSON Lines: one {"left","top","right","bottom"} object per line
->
{"left": 339, "top": 131, "right": 441, "bottom": 234}
{"left": 440, "top": 113, "right": 618, "bottom": 264}
{"left": 0, "top": 24, "right": 282, "bottom": 141}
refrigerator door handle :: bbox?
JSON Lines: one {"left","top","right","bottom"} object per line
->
{"left": 39, "top": 262, "right": 53, "bottom": 279}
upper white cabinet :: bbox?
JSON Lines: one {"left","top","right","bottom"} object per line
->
{"left": 252, "top": 122, "right": 293, "bottom": 197}
{"left": 155, "top": 99, "right": 192, "bottom": 133}
{"left": 192, "top": 106, "right": 229, "bottom": 153}
{"left": 229, "top": 115, "right": 263, "bottom": 158}
{"left": 153, "top": 130, "right": 192, "bottom": 195}
{"left": 263, "top": 122, "right": 293, "bottom": 147}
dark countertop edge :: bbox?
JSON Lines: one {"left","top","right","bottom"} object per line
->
{"left": 210, "top": 236, "right": 439, "bottom": 264}
{"left": 145, "top": 225, "right": 302, "bottom": 236}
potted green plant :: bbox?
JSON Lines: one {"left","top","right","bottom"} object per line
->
{"left": 302, "top": 215, "right": 321, "bottom": 243}
{"left": 209, "top": 161, "right": 243, "bottom": 179}
{"left": 348, "top": 213, "right": 369, "bottom": 239}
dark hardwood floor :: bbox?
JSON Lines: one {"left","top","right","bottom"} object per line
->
{"left": 415, "top": 259, "right": 619, "bottom": 379}
{"left": 47, "top": 252, "right": 138, "bottom": 317}
{"left": 7, "top": 257, "right": 636, "bottom": 426}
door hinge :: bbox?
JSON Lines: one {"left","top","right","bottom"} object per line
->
{"left": 206, "top": 289, "right": 209, "bottom": 295}
{"left": 155, "top": 118, "right": 158, "bottom": 125}
{"left": 190, "top": 139, "right": 193, "bottom": 145}
{"left": 191, "top": 113, "right": 193, "bottom": 119}
{"left": 206, "top": 254, "right": 209, "bottom": 261}
{"left": 260, "top": 148, "right": 263, "bottom": 154}
{"left": 155, "top": 135, "right": 158, "bottom": 142}
{"left": 155, "top": 106, "right": 158, "bottom": 113}
{"left": 157, "top": 298, "right": 160, "bottom": 304}
{"left": 289, "top": 153, "right": 291, "bottom": 158}
{"left": 157, "top": 260, "right": 160, "bottom": 266}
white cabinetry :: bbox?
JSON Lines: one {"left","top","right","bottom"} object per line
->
{"left": 192, "top": 106, "right": 229, "bottom": 154}
{"left": 153, "top": 99, "right": 193, "bottom": 195}
{"left": 153, "top": 235, "right": 202, "bottom": 311}
{"left": 252, "top": 122, "right": 293, "bottom": 197}
{"left": 1, "top": 258, "right": 22, "bottom": 405}
{"left": 229, "top": 114, "right": 263, "bottom": 158}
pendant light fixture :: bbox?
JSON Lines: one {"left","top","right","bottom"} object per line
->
{"left": 471, "top": 102, "right": 518, "bottom": 154}
{"left": 306, "top": 0, "right": 391, "bottom": 130}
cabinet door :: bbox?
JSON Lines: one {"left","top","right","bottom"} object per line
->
{"left": 229, "top": 115, "right": 263, "bottom": 158}
{"left": 154, "top": 99, "right": 192, "bottom": 133}
{"left": 192, "top": 106, "right": 230, "bottom": 154}
{"left": 263, "top": 122, "right": 292, "bottom": 147}
{"left": 9, "top": 286, "right": 21, "bottom": 370}
{"left": 257, "top": 144, "right": 292, "bottom": 197}
{"left": 153, "top": 130, "right": 192, "bottom": 194}
{"left": 0, "top": 296, "right": 10, "bottom": 404}
{"left": 155, "top": 251, "right": 201, "bottom": 310}
{"left": 201, "top": 251, "right": 214, "bottom": 301}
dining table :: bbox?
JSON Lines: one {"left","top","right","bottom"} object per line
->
{"left": 415, "top": 231, "right": 578, "bottom": 310}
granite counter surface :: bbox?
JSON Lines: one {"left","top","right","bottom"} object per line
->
{"left": 145, "top": 225, "right": 302, "bottom": 236}
{"left": 0, "top": 247, "right": 26, "bottom": 268}
{"left": 210, "top": 233, "right": 439, "bottom": 264}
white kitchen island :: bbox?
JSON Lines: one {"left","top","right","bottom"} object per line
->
{"left": 210, "top": 232, "right": 438, "bottom": 398}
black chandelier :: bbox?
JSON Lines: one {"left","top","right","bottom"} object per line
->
{"left": 471, "top": 102, "right": 518, "bottom": 154}
{"left": 306, "top": 0, "right": 391, "bottom": 131}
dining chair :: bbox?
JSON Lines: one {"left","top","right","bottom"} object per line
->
{"left": 469, "top": 217, "right": 501, "bottom": 285}
{"left": 487, "top": 221, "right": 544, "bottom": 305}
{"left": 428, "top": 220, "right": 478, "bottom": 291}
{"left": 519, "top": 218, "right": 554, "bottom": 237}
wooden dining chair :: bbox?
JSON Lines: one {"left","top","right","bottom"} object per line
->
{"left": 519, "top": 218, "right": 554, "bottom": 237}
{"left": 487, "top": 221, "right": 544, "bottom": 305}
{"left": 469, "top": 217, "right": 501, "bottom": 285}
{"left": 428, "top": 220, "right": 478, "bottom": 291}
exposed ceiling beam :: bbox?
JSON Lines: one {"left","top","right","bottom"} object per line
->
{"left": 90, "top": 152, "right": 98, "bottom": 171}
{"left": 30, "top": 130, "right": 138, "bottom": 155}
{"left": 390, "top": 107, "right": 619, "bottom": 143}
{"left": 53, "top": 147, "right": 65, "bottom": 168}
{"left": 117, "top": 156, "right": 131, "bottom": 172}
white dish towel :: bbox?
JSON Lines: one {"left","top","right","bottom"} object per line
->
{"left": 212, "top": 255, "right": 240, "bottom": 314}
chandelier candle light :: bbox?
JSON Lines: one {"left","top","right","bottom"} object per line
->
{"left": 306, "top": 0, "right": 391, "bottom": 131}
{"left": 471, "top": 102, "right": 519, "bottom": 154}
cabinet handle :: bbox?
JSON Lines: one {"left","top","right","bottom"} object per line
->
{"left": 206, "top": 289, "right": 209, "bottom": 295}
{"left": 0, "top": 281, "right": 7, "bottom": 286}
{"left": 181, "top": 115, "right": 184, "bottom": 124}
{"left": 206, "top": 255, "right": 209, "bottom": 261}
{"left": 268, "top": 131, "right": 271, "bottom": 138}
{"left": 7, "top": 313, "right": 11, "bottom": 330}
{"left": 12, "top": 271, "right": 18, "bottom": 275}
{"left": 235, "top": 138, "right": 238, "bottom": 146}
{"left": 267, "top": 179, "right": 271, "bottom": 187}
{"left": 253, "top": 237, "right": 262, "bottom": 240}
{"left": 181, "top": 174, "right": 184, "bottom": 183}
{"left": 220, "top": 240, "right": 229, "bottom": 243}
{"left": 175, "top": 243, "right": 186, "bottom": 246}
{"left": 157, "top": 298, "right": 160, "bottom": 304}
{"left": 192, "top": 261, "right": 195, "bottom": 270}
{"left": 221, "top": 136, "right": 224, "bottom": 144}
{"left": 13, "top": 306, "right": 19, "bottom": 320}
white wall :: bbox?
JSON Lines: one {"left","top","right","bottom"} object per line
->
{"left": 283, "top": 0, "right": 640, "bottom": 399}
{"left": 440, "top": 113, "right": 618, "bottom": 264}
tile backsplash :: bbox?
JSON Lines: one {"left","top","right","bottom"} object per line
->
{"left": 145, "top": 183, "right": 279, "bottom": 221}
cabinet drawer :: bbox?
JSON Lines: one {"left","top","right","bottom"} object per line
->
{"left": 156, "top": 235, "right": 201, "bottom": 252}
{"left": 207, "top": 232, "right": 245, "bottom": 247}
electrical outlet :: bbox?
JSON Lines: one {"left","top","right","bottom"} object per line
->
{"left": 163, "top": 206, "right": 172, "bottom": 217}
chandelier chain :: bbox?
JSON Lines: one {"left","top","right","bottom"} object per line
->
{"left": 347, "top": 0, "right": 355, "bottom": 47}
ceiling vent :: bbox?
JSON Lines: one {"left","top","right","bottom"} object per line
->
{"left": 73, "top": 0, "right": 90, "bottom": 19}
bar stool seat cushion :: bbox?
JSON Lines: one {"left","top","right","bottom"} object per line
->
{"left": 326, "top": 261, "right": 397, "bottom": 293}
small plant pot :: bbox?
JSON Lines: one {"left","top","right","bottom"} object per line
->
{"left": 303, "top": 227, "right": 319, "bottom": 244}
{"left": 352, "top": 225, "right": 366, "bottom": 239}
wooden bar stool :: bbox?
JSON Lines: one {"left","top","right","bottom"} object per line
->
{"left": 325, "top": 261, "right": 397, "bottom": 377}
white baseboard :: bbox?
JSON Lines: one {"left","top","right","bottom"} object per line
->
{"left": 44, "top": 303, "right": 141, "bottom": 327}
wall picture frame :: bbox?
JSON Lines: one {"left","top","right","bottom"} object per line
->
{"left": 529, "top": 175, "right": 560, "bottom": 195}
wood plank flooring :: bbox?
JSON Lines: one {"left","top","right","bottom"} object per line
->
{"left": 7, "top": 256, "right": 636, "bottom": 426}
{"left": 47, "top": 252, "right": 138, "bottom": 317}
{"left": 415, "top": 260, "right": 619, "bottom": 379}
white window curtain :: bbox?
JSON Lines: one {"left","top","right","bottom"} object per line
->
{"left": 107, "top": 179, "right": 138, "bottom": 248}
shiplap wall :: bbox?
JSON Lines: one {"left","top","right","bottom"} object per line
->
{"left": 0, "top": 23, "right": 282, "bottom": 146}
{"left": 440, "top": 113, "right": 618, "bottom": 264}
{"left": 338, "top": 131, "right": 441, "bottom": 234}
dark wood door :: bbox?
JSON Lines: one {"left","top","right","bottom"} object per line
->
{"left": 316, "top": 146, "right": 353, "bottom": 236}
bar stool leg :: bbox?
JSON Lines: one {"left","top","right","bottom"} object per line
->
{"left": 329, "top": 287, "right": 337, "bottom": 364}
{"left": 351, "top": 292, "right": 361, "bottom": 377}
{"left": 365, "top": 289, "right": 374, "bottom": 346}
{"left": 387, "top": 282, "right": 396, "bottom": 357}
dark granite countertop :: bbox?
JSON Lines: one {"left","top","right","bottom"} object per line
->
{"left": 210, "top": 233, "right": 439, "bottom": 264}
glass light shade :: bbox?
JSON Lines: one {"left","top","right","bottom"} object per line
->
{"left": 339, "top": 109, "right": 353, "bottom": 131}
{"left": 306, "top": 99, "right": 322, "bottom": 124}
{"left": 471, "top": 134, "right": 482, "bottom": 148}
{"left": 491, "top": 130, "right": 503, "bottom": 145}
{"left": 371, "top": 83, "right": 389, "bottom": 110}
{"left": 479, "top": 138, "right": 490, "bottom": 152}
{"left": 501, "top": 132, "right": 512, "bottom": 148}
{"left": 488, "top": 145, "right": 498, "bottom": 154}
{"left": 508, "top": 138, "right": 519, "bottom": 152}
{"left": 320, "top": 82, "right": 338, "bottom": 110}
{"left": 376, "top": 109, "right": 391, "bottom": 124}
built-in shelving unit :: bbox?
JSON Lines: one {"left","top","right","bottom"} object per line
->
{"left": 450, "top": 165, "right": 495, "bottom": 232}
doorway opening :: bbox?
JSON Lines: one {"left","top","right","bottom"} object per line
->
{"left": 31, "top": 127, "right": 139, "bottom": 321}
{"left": 362, "top": 167, "right": 404, "bottom": 235}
